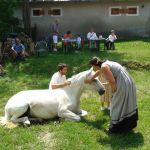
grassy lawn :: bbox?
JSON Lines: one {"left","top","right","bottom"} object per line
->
{"left": 0, "top": 39, "right": 150, "bottom": 150}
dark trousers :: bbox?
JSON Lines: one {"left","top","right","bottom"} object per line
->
{"left": 105, "top": 40, "right": 115, "bottom": 50}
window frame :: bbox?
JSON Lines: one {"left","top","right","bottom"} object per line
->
{"left": 126, "top": 6, "right": 139, "bottom": 16}
{"left": 32, "top": 8, "right": 44, "bottom": 17}
{"left": 109, "top": 6, "right": 122, "bottom": 16}
{"left": 48, "top": 7, "right": 62, "bottom": 17}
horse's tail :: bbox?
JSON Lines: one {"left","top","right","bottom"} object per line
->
{"left": 0, "top": 116, "right": 18, "bottom": 129}
{"left": 0, "top": 107, "right": 10, "bottom": 123}
{"left": 0, "top": 116, "right": 6, "bottom": 121}
{"left": 0, "top": 116, "right": 8, "bottom": 126}
{"left": 0, "top": 108, "right": 10, "bottom": 121}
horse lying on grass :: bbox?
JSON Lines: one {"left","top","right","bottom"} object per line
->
{"left": 0, "top": 68, "right": 105, "bottom": 127}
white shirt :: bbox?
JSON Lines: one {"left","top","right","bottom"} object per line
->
{"left": 49, "top": 72, "right": 66, "bottom": 89}
{"left": 76, "top": 37, "right": 81, "bottom": 44}
{"left": 108, "top": 34, "right": 117, "bottom": 42}
{"left": 87, "top": 32, "right": 98, "bottom": 40}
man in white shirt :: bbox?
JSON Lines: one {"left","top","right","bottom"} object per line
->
{"left": 49, "top": 63, "right": 71, "bottom": 89}
{"left": 108, "top": 30, "right": 117, "bottom": 42}
{"left": 52, "top": 20, "right": 59, "bottom": 52}
{"left": 87, "top": 28, "right": 98, "bottom": 49}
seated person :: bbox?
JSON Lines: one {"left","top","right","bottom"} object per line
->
{"left": 64, "top": 31, "right": 72, "bottom": 40}
{"left": 63, "top": 31, "right": 73, "bottom": 50}
{"left": 11, "top": 37, "right": 26, "bottom": 61}
{"left": 49, "top": 63, "right": 71, "bottom": 89}
{"left": 105, "top": 30, "right": 117, "bottom": 50}
{"left": 87, "top": 28, "right": 98, "bottom": 49}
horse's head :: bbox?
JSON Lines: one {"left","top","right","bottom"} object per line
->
{"left": 85, "top": 68, "right": 105, "bottom": 95}
{"left": 68, "top": 68, "right": 105, "bottom": 95}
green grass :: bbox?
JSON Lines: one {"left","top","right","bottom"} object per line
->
{"left": 0, "top": 39, "right": 150, "bottom": 150}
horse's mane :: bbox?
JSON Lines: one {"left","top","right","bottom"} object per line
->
{"left": 67, "top": 69, "right": 93, "bottom": 85}
{"left": 67, "top": 70, "right": 88, "bottom": 84}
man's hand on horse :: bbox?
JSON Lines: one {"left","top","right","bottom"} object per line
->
{"left": 64, "top": 80, "right": 71, "bottom": 86}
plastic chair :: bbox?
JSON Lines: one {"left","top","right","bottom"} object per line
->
{"left": 35, "top": 41, "right": 48, "bottom": 56}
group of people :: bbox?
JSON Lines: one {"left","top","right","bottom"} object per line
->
{"left": 0, "top": 37, "right": 28, "bottom": 76}
{"left": 51, "top": 20, "right": 117, "bottom": 52}
{"left": 49, "top": 57, "right": 138, "bottom": 134}
{"left": 87, "top": 28, "right": 117, "bottom": 50}
{"left": 1, "top": 36, "right": 30, "bottom": 64}
{"left": 52, "top": 20, "right": 82, "bottom": 52}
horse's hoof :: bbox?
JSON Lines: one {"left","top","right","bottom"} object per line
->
{"left": 54, "top": 121, "right": 60, "bottom": 125}
{"left": 78, "top": 110, "right": 88, "bottom": 116}
{"left": 23, "top": 117, "right": 31, "bottom": 127}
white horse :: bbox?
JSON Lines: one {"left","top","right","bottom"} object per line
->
{"left": 0, "top": 68, "right": 105, "bottom": 126}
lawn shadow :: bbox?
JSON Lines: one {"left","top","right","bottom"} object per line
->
{"left": 18, "top": 117, "right": 61, "bottom": 128}
{"left": 97, "top": 130, "right": 144, "bottom": 149}
{"left": 6, "top": 50, "right": 127, "bottom": 77}
{"left": 81, "top": 109, "right": 144, "bottom": 149}
{"left": 81, "top": 116, "right": 108, "bottom": 130}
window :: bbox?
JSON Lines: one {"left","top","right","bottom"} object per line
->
{"left": 109, "top": 7, "right": 122, "bottom": 16}
{"left": 32, "top": 8, "right": 44, "bottom": 17}
{"left": 109, "top": 6, "right": 139, "bottom": 16}
{"left": 48, "top": 8, "right": 62, "bottom": 17}
{"left": 126, "top": 6, "right": 139, "bottom": 16}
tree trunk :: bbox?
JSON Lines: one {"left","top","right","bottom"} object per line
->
{"left": 22, "top": 0, "right": 31, "bottom": 36}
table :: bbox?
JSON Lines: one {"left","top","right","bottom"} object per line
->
{"left": 88, "top": 38, "right": 106, "bottom": 51}
{"left": 62, "top": 38, "right": 77, "bottom": 53}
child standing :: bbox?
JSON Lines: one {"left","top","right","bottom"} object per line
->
{"left": 76, "top": 34, "right": 81, "bottom": 49}
{"left": 99, "top": 72, "right": 112, "bottom": 111}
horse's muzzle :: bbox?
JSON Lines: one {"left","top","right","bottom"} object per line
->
{"left": 98, "top": 89, "right": 105, "bottom": 95}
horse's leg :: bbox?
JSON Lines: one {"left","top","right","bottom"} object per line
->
{"left": 10, "top": 116, "right": 31, "bottom": 126}
{"left": 8, "top": 104, "right": 31, "bottom": 125}
{"left": 58, "top": 106, "right": 81, "bottom": 121}
{"left": 11, "top": 117, "right": 43, "bottom": 126}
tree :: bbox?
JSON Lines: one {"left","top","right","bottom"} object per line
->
{"left": 0, "top": 0, "right": 19, "bottom": 36}
{"left": 22, "top": 0, "right": 31, "bottom": 36}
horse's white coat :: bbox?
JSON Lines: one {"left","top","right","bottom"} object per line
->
{"left": 0, "top": 69, "right": 105, "bottom": 125}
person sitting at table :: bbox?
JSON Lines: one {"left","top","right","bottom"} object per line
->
{"left": 105, "top": 30, "right": 117, "bottom": 50}
{"left": 63, "top": 31, "right": 73, "bottom": 51}
{"left": 64, "top": 31, "right": 72, "bottom": 40}
{"left": 87, "top": 28, "right": 98, "bottom": 49}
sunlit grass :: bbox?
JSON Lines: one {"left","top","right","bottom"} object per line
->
{"left": 0, "top": 39, "right": 150, "bottom": 149}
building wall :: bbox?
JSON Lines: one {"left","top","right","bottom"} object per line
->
{"left": 15, "top": 1, "right": 150, "bottom": 39}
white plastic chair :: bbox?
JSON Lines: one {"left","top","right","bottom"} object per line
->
{"left": 35, "top": 41, "right": 48, "bottom": 56}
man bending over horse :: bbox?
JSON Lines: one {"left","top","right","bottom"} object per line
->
{"left": 49, "top": 63, "right": 71, "bottom": 89}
